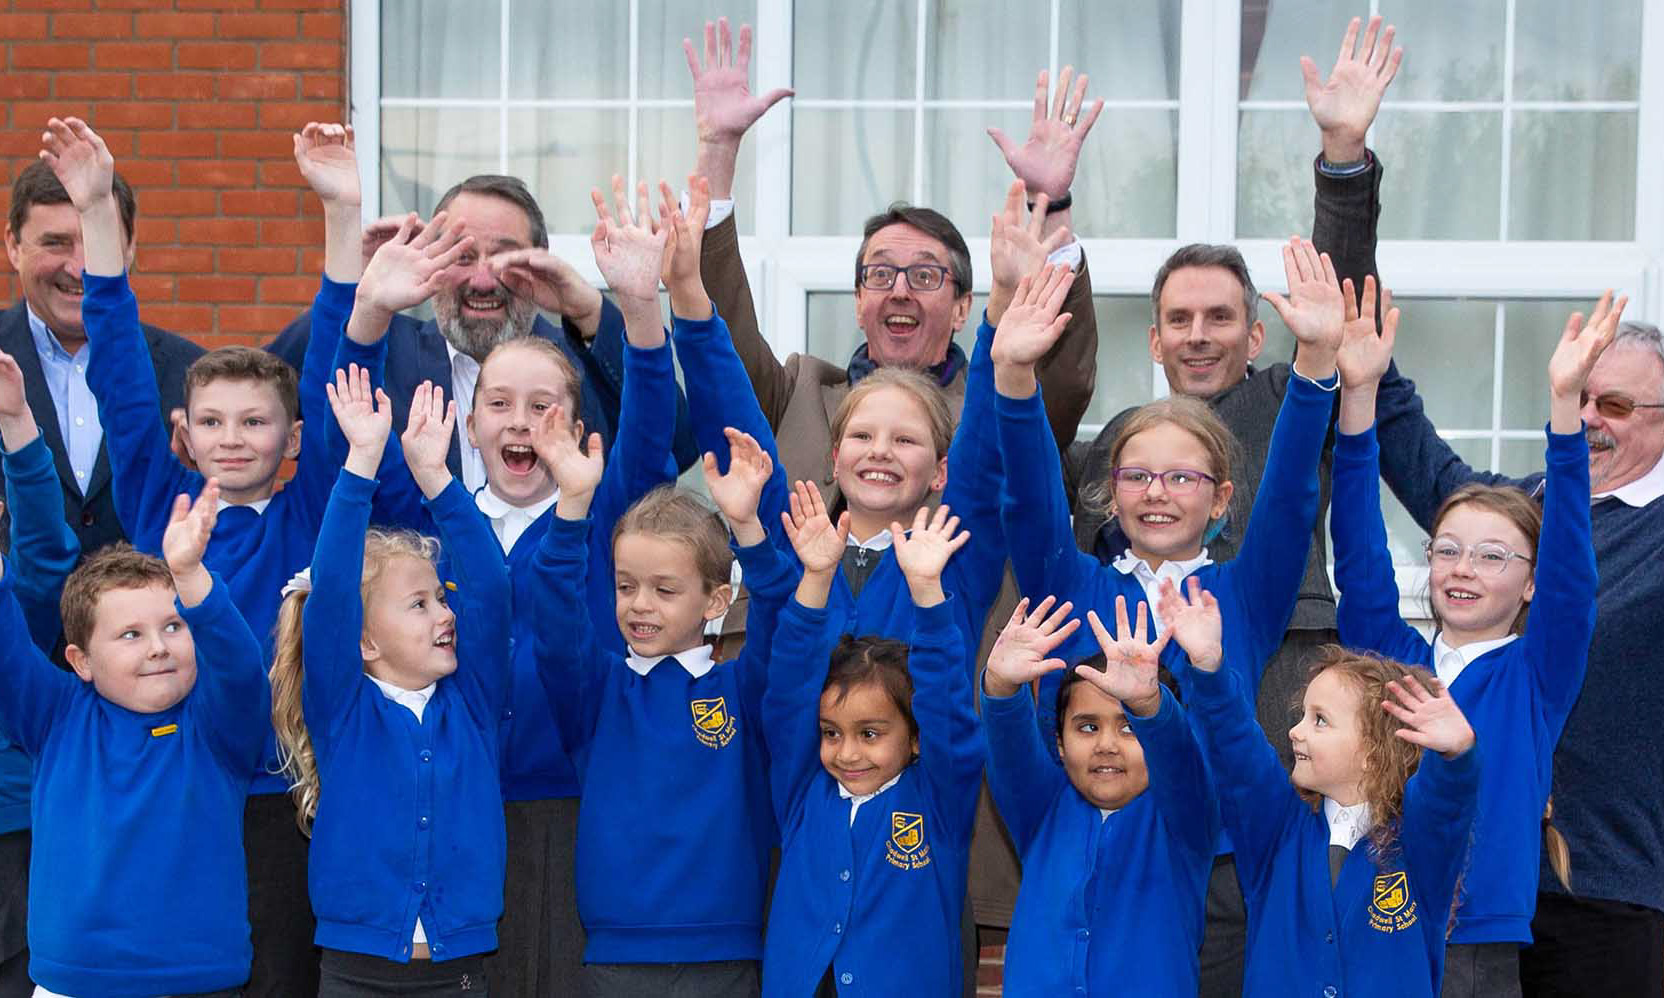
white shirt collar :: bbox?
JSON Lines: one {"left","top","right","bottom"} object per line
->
{"left": 216, "top": 497, "right": 272, "bottom": 515}
{"left": 1593, "top": 448, "right": 1664, "bottom": 508}
{"left": 473, "top": 484, "right": 557, "bottom": 554}
{"left": 367, "top": 674, "right": 437, "bottom": 722}
{"left": 1430, "top": 632, "right": 1519, "bottom": 689}
{"left": 1097, "top": 807, "right": 1120, "bottom": 821}
{"left": 625, "top": 644, "right": 716, "bottom": 679}
{"left": 1323, "top": 798, "right": 1373, "bottom": 851}
{"left": 1110, "top": 548, "right": 1213, "bottom": 631}
{"left": 839, "top": 772, "right": 903, "bottom": 826}
{"left": 444, "top": 343, "right": 488, "bottom": 493}
{"left": 846, "top": 527, "right": 895, "bottom": 552}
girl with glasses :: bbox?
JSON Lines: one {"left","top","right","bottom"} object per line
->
{"left": 1329, "top": 284, "right": 1619, "bottom": 997}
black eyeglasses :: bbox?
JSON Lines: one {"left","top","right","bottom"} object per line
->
{"left": 1579, "top": 390, "right": 1664, "bottom": 419}
{"left": 1110, "top": 467, "right": 1218, "bottom": 495}
{"left": 857, "top": 263, "right": 954, "bottom": 293}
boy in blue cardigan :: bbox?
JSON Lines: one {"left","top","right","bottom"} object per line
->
{"left": 0, "top": 469, "right": 269, "bottom": 997}
{"left": 981, "top": 593, "right": 1218, "bottom": 996}
{"left": 761, "top": 482, "right": 986, "bottom": 997}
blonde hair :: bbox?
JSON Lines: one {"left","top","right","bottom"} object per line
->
{"left": 611, "top": 486, "right": 732, "bottom": 592}
{"left": 1082, "top": 396, "right": 1241, "bottom": 525}
{"left": 270, "top": 529, "right": 443, "bottom": 835}
{"left": 831, "top": 368, "right": 954, "bottom": 459}
{"left": 476, "top": 336, "right": 583, "bottom": 418}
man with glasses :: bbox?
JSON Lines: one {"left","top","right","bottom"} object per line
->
{"left": 1374, "top": 320, "right": 1664, "bottom": 996}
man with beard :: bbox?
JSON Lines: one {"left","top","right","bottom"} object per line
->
{"left": 267, "top": 174, "right": 696, "bottom": 484}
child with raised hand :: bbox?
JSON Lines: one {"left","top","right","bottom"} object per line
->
{"left": 0, "top": 475, "right": 268, "bottom": 997}
{"left": 759, "top": 481, "right": 985, "bottom": 997}
{"left": 981, "top": 590, "right": 1218, "bottom": 996}
{"left": 1330, "top": 280, "right": 1612, "bottom": 987}
{"left": 266, "top": 366, "right": 511, "bottom": 993}
{"left": 1169, "top": 575, "right": 1481, "bottom": 998}
{"left": 528, "top": 400, "right": 795, "bottom": 997}
{"left": 0, "top": 348, "right": 79, "bottom": 648}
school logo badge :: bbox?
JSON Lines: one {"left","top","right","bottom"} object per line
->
{"left": 885, "top": 811, "right": 932, "bottom": 871}
{"left": 1368, "top": 871, "right": 1419, "bottom": 933}
{"left": 690, "top": 697, "right": 737, "bottom": 749}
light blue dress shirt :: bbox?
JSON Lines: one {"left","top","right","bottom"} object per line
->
{"left": 26, "top": 303, "right": 102, "bottom": 494}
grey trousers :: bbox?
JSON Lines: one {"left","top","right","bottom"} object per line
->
{"left": 484, "top": 798, "right": 584, "bottom": 998}
{"left": 1442, "top": 942, "right": 1522, "bottom": 998}
{"left": 581, "top": 961, "right": 758, "bottom": 998}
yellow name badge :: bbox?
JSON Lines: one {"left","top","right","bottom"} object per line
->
{"left": 445, "top": 581, "right": 458, "bottom": 591}
{"left": 150, "top": 723, "right": 179, "bottom": 738}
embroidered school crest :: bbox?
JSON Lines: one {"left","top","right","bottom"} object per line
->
{"left": 1368, "top": 871, "right": 1419, "bottom": 932}
{"left": 885, "top": 811, "right": 932, "bottom": 870}
{"left": 690, "top": 697, "right": 736, "bottom": 749}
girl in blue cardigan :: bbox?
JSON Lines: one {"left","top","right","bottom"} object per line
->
{"left": 981, "top": 593, "right": 1218, "bottom": 996}
{"left": 270, "top": 370, "right": 513, "bottom": 994}
{"left": 1330, "top": 280, "right": 1615, "bottom": 992}
{"left": 760, "top": 480, "right": 985, "bottom": 997}
{"left": 1165, "top": 576, "right": 1481, "bottom": 998}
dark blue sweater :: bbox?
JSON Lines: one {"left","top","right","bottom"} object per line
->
{"left": 302, "top": 471, "right": 512, "bottom": 962}
{"left": 84, "top": 270, "right": 354, "bottom": 795}
{"left": 761, "top": 597, "right": 984, "bottom": 997}
{"left": 1333, "top": 425, "right": 1595, "bottom": 944}
{"left": 335, "top": 330, "right": 680, "bottom": 801}
{"left": 0, "top": 568, "right": 268, "bottom": 997}
{"left": 1191, "top": 665, "right": 1479, "bottom": 998}
{"left": 531, "top": 513, "right": 798, "bottom": 964}
{"left": 982, "top": 684, "right": 1217, "bottom": 996}
{"left": 1373, "top": 364, "right": 1664, "bottom": 913}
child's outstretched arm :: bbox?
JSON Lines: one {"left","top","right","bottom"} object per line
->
{"left": 1389, "top": 674, "right": 1481, "bottom": 915}
{"left": 0, "top": 351, "right": 80, "bottom": 647}
{"left": 591, "top": 176, "right": 669, "bottom": 350}
{"left": 779, "top": 480, "right": 849, "bottom": 612}
{"left": 46, "top": 118, "right": 193, "bottom": 549}
{"left": 401, "top": 382, "right": 513, "bottom": 723}
{"left": 981, "top": 596, "right": 1078, "bottom": 852}
{"left": 0, "top": 558, "right": 78, "bottom": 758}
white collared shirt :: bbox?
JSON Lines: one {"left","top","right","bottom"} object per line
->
{"left": 215, "top": 497, "right": 272, "bottom": 515}
{"left": 1430, "top": 632, "right": 1518, "bottom": 689}
{"left": 625, "top": 644, "right": 716, "bottom": 679}
{"left": 365, "top": 672, "right": 437, "bottom": 946}
{"left": 444, "top": 343, "right": 488, "bottom": 493}
{"left": 846, "top": 527, "right": 895, "bottom": 553}
{"left": 474, "top": 484, "right": 557, "bottom": 554}
{"left": 1098, "top": 807, "right": 1121, "bottom": 821}
{"left": 839, "top": 772, "right": 903, "bottom": 826}
{"left": 1593, "top": 448, "right": 1664, "bottom": 508}
{"left": 1110, "top": 549, "right": 1214, "bottom": 632}
{"left": 1323, "top": 798, "right": 1373, "bottom": 851}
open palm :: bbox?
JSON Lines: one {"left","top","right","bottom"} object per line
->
{"left": 703, "top": 428, "right": 772, "bottom": 526}
{"left": 590, "top": 176, "right": 668, "bottom": 304}
{"left": 781, "top": 480, "right": 848, "bottom": 574}
{"left": 1080, "top": 596, "right": 1168, "bottom": 710}
{"left": 293, "top": 122, "right": 360, "bottom": 204}
{"left": 986, "top": 596, "right": 1080, "bottom": 690}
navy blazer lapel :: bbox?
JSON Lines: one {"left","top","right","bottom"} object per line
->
{"left": 414, "top": 319, "right": 464, "bottom": 479}
{"left": 0, "top": 304, "right": 78, "bottom": 494}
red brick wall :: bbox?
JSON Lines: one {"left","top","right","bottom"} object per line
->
{"left": 0, "top": 0, "right": 348, "bottom": 347}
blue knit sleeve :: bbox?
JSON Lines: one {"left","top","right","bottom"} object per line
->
{"left": 762, "top": 597, "right": 840, "bottom": 826}
{"left": 82, "top": 272, "right": 199, "bottom": 554}
{"left": 730, "top": 535, "right": 799, "bottom": 720}
{"left": 907, "top": 596, "right": 985, "bottom": 844}
{"left": 424, "top": 478, "right": 513, "bottom": 728}
{"left": 301, "top": 469, "right": 377, "bottom": 744}
{"left": 1214, "top": 373, "right": 1334, "bottom": 682}
{"left": 1188, "top": 665, "right": 1308, "bottom": 900}
{"left": 1127, "top": 688, "right": 1219, "bottom": 863}
{"left": 1332, "top": 427, "right": 1434, "bottom": 664}
{"left": 590, "top": 340, "right": 679, "bottom": 549}
{"left": 938, "top": 318, "right": 1010, "bottom": 639}
{"left": 529, "top": 514, "right": 610, "bottom": 757}
{"left": 1400, "top": 742, "right": 1481, "bottom": 933}
{"left": 180, "top": 572, "right": 271, "bottom": 770}
{"left": 1522, "top": 428, "right": 1597, "bottom": 726}
{"left": 281, "top": 276, "right": 358, "bottom": 527}
{"left": 0, "top": 564, "right": 78, "bottom": 755}
{"left": 3, "top": 436, "right": 80, "bottom": 647}
{"left": 981, "top": 684, "right": 1068, "bottom": 854}
{"left": 331, "top": 334, "right": 432, "bottom": 532}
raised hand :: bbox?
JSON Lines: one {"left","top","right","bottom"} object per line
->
{"left": 39, "top": 117, "right": 114, "bottom": 211}
{"left": 325, "top": 363, "right": 392, "bottom": 477}
{"left": 1383, "top": 673, "right": 1475, "bottom": 760}
{"left": 1261, "top": 236, "right": 1344, "bottom": 379}
{"left": 1154, "top": 576, "right": 1223, "bottom": 673}
{"left": 161, "top": 479, "right": 220, "bottom": 606}
{"left": 532, "top": 402, "right": 604, "bottom": 504}
{"left": 991, "top": 264, "right": 1075, "bottom": 399}
{"left": 354, "top": 212, "right": 474, "bottom": 319}
{"left": 781, "top": 479, "right": 850, "bottom": 577}
{"left": 1302, "top": 15, "right": 1403, "bottom": 164}
{"left": 0, "top": 350, "right": 34, "bottom": 450}
{"left": 890, "top": 503, "right": 969, "bottom": 601}
{"left": 487, "top": 248, "right": 601, "bottom": 322}
{"left": 293, "top": 122, "right": 360, "bottom": 206}
{"left": 400, "top": 381, "right": 457, "bottom": 499}
{"left": 684, "top": 18, "right": 793, "bottom": 147}
{"left": 988, "top": 181, "right": 1073, "bottom": 324}
{"left": 658, "top": 175, "right": 713, "bottom": 297}
{"left": 987, "top": 66, "right": 1104, "bottom": 201}
{"left": 1335, "top": 276, "right": 1400, "bottom": 390}
{"left": 984, "top": 596, "right": 1081, "bottom": 698}
{"left": 1080, "top": 596, "right": 1169, "bottom": 717}
{"left": 1549, "top": 290, "right": 1626, "bottom": 401}
{"left": 703, "top": 427, "right": 773, "bottom": 540}
{"left": 590, "top": 175, "right": 671, "bottom": 307}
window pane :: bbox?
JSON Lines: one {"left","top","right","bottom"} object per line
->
{"left": 507, "top": 1, "right": 628, "bottom": 99}
{"left": 1239, "top": 0, "right": 1355, "bottom": 101}
{"left": 1513, "top": 0, "right": 1642, "bottom": 101}
{"left": 792, "top": 110, "right": 914, "bottom": 235}
{"left": 1078, "top": 296, "right": 1155, "bottom": 433}
{"left": 381, "top": 0, "right": 502, "bottom": 100}
{"left": 637, "top": 109, "right": 758, "bottom": 225}
{"left": 794, "top": 2, "right": 916, "bottom": 99}
{"left": 504, "top": 111, "right": 630, "bottom": 237}
{"left": 1373, "top": 110, "right": 1502, "bottom": 240}
{"left": 1389, "top": 299, "right": 1498, "bottom": 430}
{"left": 1074, "top": 110, "right": 1178, "bottom": 238}
{"left": 380, "top": 108, "right": 501, "bottom": 217}
{"left": 1370, "top": 0, "right": 1503, "bottom": 102}
{"left": 1236, "top": 110, "right": 1314, "bottom": 239}
{"left": 1058, "top": 0, "right": 1180, "bottom": 101}
{"left": 1509, "top": 112, "right": 1637, "bottom": 241}
{"left": 921, "top": 109, "right": 1026, "bottom": 239}
{"left": 1500, "top": 299, "right": 1578, "bottom": 428}
{"left": 639, "top": 1, "right": 760, "bottom": 99}
{"left": 923, "top": 0, "right": 1048, "bottom": 100}
{"left": 1499, "top": 438, "right": 1549, "bottom": 479}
